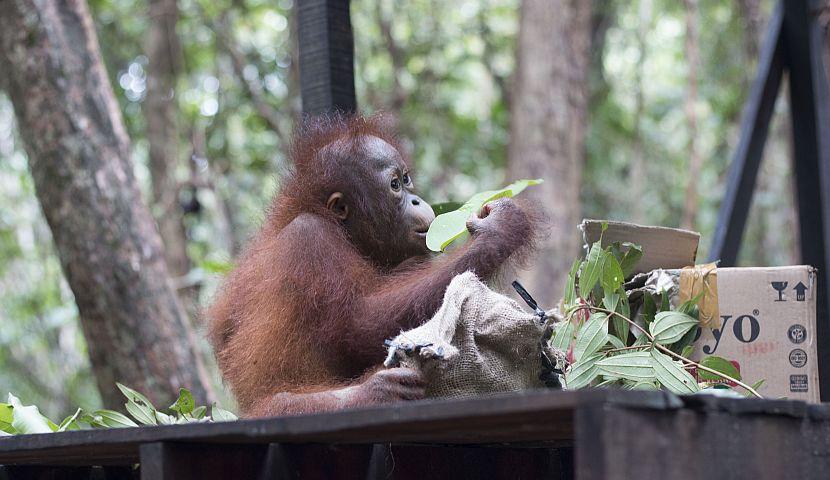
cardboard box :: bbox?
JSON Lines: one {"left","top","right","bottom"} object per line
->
{"left": 691, "top": 266, "right": 819, "bottom": 402}
{"left": 581, "top": 220, "right": 820, "bottom": 402}
{"left": 580, "top": 219, "right": 700, "bottom": 275}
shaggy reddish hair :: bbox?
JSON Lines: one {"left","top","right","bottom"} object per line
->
{"left": 207, "top": 113, "right": 537, "bottom": 417}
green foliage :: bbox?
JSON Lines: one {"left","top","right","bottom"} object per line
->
{"left": 7, "top": 393, "right": 54, "bottom": 434}
{"left": 1, "top": 385, "right": 238, "bottom": 435}
{"left": 572, "top": 313, "right": 609, "bottom": 362}
{"left": 650, "top": 350, "right": 699, "bottom": 395}
{"left": 556, "top": 241, "right": 761, "bottom": 397}
{"left": 579, "top": 241, "right": 606, "bottom": 296}
{"left": 649, "top": 311, "right": 699, "bottom": 345}
{"left": 698, "top": 356, "right": 741, "bottom": 382}
{"left": 425, "top": 179, "right": 542, "bottom": 252}
{"left": 431, "top": 202, "right": 463, "bottom": 216}
{"left": 595, "top": 351, "right": 654, "bottom": 382}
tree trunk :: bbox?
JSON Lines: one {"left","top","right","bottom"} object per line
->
{"left": 507, "top": 0, "right": 591, "bottom": 303}
{"left": 144, "top": 0, "right": 192, "bottom": 291}
{"left": 680, "top": 0, "right": 701, "bottom": 230}
{"left": 0, "top": 0, "right": 211, "bottom": 408}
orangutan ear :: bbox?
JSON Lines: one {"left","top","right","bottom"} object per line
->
{"left": 326, "top": 192, "right": 349, "bottom": 220}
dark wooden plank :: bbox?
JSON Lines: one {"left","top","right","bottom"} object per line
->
{"left": 0, "top": 389, "right": 599, "bottom": 465}
{"left": 708, "top": 2, "right": 785, "bottom": 265}
{"left": 0, "top": 465, "right": 135, "bottom": 480}
{"left": 297, "top": 0, "right": 356, "bottom": 114}
{"left": 782, "top": 0, "right": 830, "bottom": 401}
{"left": 1, "top": 389, "right": 827, "bottom": 476}
{"left": 575, "top": 397, "right": 830, "bottom": 480}
{"left": 363, "top": 445, "right": 574, "bottom": 480}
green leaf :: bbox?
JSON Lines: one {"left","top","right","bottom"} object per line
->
{"left": 8, "top": 393, "right": 53, "bottom": 434}
{"left": 93, "top": 409, "right": 139, "bottom": 428}
{"left": 742, "top": 379, "right": 766, "bottom": 397}
{"left": 155, "top": 411, "right": 176, "bottom": 425}
{"left": 425, "top": 210, "right": 469, "bottom": 252}
{"left": 680, "top": 345, "right": 695, "bottom": 359}
{"left": 649, "top": 311, "right": 699, "bottom": 345}
{"left": 116, "top": 383, "right": 155, "bottom": 409}
{"left": 0, "top": 403, "right": 16, "bottom": 434}
{"left": 191, "top": 406, "right": 207, "bottom": 419}
{"left": 641, "top": 294, "right": 657, "bottom": 329}
{"left": 170, "top": 388, "right": 195, "bottom": 415}
{"left": 464, "top": 178, "right": 542, "bottom": 208}
{"left": 607, "top": 334, "right": 626, "bottom": 349}
{"left": 573, "top": 313, "right": 609, "bottom": 362}
{"left": 579, "top": 243, "right": 605, "bottom": 296}
{"left": 57, "top": 408, "right": 83, "bottom": 432}
{"left": 606, "top": 292, "right": 630, "bottom": 343}
{"left": 125, "top": 402, "right": 156, "bottom": 426}
{"left": 563, "top": 260, "right": 581, "bottom": 307}
{"left": 650, "top": 350, "right": 699, "bottom": 394}
{"left": 565, "top": 353, "right": 603, "bottom": 389}
{"left": 117, "top": 383, "right": 158, "bottom": 426}
{"left": 678, "top": 291, "right": 705, "bottom": 315}
{"left": 595, "top": 378, "right": 619, "bottom": 388}
{"left": 669, "top": 323, "right": 700, "bottom": 354}
{"left": 617, "top": 293, "right": 631, "bottom": 342}
{"left": 601, "top": 253, "right": 624, "bottom": 293}
{"left": 698, "top": 356, "right": 742, "bottom": 382}
{"left": 431, "top": 201, "right": 463, "bottom": 216}
{"left": 78, "top": 411, "right": 106, "bottom": 428}
{"left": 211, "top": 405, "right": 238, "bottom": 422}
{"left": 425, "top": 179, "right": 543, "bottom": 252}
{"left": 0, "top": 403, "right": 12, "bottom": 425}
{"left": 551, "top": 320, "right": 575, "bottom": 351}
{"left": 602, "top": 291, "right": 619, "bottom": 312}
{"left": 625, "top": 380, "right": 660, "bottom": 390}
{"left": 595, "top": 351, "right": 654, "bottom": 382}
{"left": 619, "top": 243, "right": 644, "bottom": 278}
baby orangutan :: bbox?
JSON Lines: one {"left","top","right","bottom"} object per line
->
{"left": 208, "top": 114, "right": 536, "bottom": 417}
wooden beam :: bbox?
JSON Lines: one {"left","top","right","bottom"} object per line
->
{"left": 708, "top": 3, "right": 785, "bottom": 265}
{"left": 297, "top": 0, "right": 356, "bottom": 114}
{"left": 574, "top": 396, "right": 830, "bottom": 479}
{"left": 0, "top": 390, "right": 641, "bottom": 465}
{"left": 782, "top": 0, "right": 830, "bottom": 400}
{"left": 1, "top": 391, "right": 827, "bottom": 478}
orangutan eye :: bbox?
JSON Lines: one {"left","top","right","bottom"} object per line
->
{"left": 402, "top": 173, "right": 411, "bottom": 185}
{"left": 391, "top": 177, "right": 401, "bottom": 191}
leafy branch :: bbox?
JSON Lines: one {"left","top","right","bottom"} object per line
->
{"left": 1, "top": 384, "right": 237, "bottom": 436}
{"left": 555, "top": 224, "right": 763, "bottom": 398}
{"left": 569, "top": 305, "right": 761, "bottom": 398}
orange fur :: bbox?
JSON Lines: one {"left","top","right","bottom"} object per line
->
{"left": 207, "top": 113, "right": 537, "bottom": 417}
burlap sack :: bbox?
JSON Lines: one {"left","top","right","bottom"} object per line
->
{"left": 383, "top": 272, "right": 548, "bottom": 398}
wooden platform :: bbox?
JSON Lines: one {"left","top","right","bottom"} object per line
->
{"left": 1, "top": 389, "right": 829, "bottom": 479}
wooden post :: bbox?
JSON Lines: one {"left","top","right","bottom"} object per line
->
{"left": 139, "top": 442, "right": 273, "bottom": 480}
{"left": 575, "top": 397, "right": 830, "bottom": 480}
{"left": 781, "top": 0, "right": 830, "bottom": 400}
{"left": 297, "top": 0, "right": 357, "bottom": 114}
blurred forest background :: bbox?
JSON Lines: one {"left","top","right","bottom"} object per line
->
{"left": 0, "top": 0, "right": 828, "bottom": 417}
